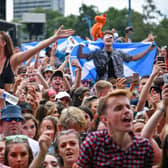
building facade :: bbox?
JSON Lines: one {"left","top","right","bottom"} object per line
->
{"left": 14, "top": 0, "right": 65, "bottom": 19}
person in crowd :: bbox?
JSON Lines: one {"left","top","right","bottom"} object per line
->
{"left": 0, "top": 136, "right": 5, "bottom": 165}
{"left": 58, "top": 106, "right": 87, "bottom": 133}
{"left": 79, "top": 106, "right": 93, "bottom": 128}
{"left": 18, "top": 102, "right": 33, "bottom": 114}
{"left": 78, "top": 30, "right": 154, "bottom": 81}
{"left": 81, "top": 96, "right": 98, "bottom": 116}
{"left": 0, "top": 26, "right": 74, "bottom": 90}
{"left": 43, "top": 65, "right": 54, "bottom": 81}
{"left": 0, "top": 26, "right": 74, "bottom": 110}
{"left": 141, "top": 83, "right": 168, "bottom": 166}
{"left": 55, "top": 91, "right": 71, "bottom": 108}
{"left": 73, "top": 89, "right": 154, "bottom": 167}
{"left": 25, "top": 91, "right": 39, "bottom": 113}
{"left": 160, "top": 45, "right": 168, "bottom": 70}
{"left": 50, "top": 70, "right": 69, "bottom": 94}
{"left": 72, "top": 87, "right": 90, "bottom": 107}
{"left": 44, "top": 101, "right": 59, "bottom": 117}
{"left": 35, "top": 104, "right": 49, "bottom": 124}
{"left": 0, "top": 105, "right": 39, "bottom": 157}
{"left": 39, "top": 115, "right": 58, "bottom": 154}
{"left": 21, "top": 113, "right": 39, "bottom": 140}
{"left": 41, "top": 153, "right": 61, "bottom": 168}
{"left": 94, "top": 80, "right": 113, "bottom": 98}
{"left": 4, "top": 135, "right": 33, "bottom": 168}
{"left": 39, "top": 115, "right": 58, "bottom": 143}
{"left": 55, "top": 130, "right": 80, "bottom": 168}
{"left": 29, "top": 132, "right": 61, "bottom": 168}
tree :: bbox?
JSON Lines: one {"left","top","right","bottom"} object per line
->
{"left": 154, "top": 18, "right": 168, "bottom": 46}
{"left": 76, "top": 4, "right": 99, "bottom": 38}
{"left": 142, "top": 0, "right": 164, "bottom": 23}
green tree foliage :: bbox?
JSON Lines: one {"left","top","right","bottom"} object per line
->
{"left": 154, "top": 18, "right": 168, "bottom": 46}
{"left": 142, "top": 0, "right": 164, "bottom": 23}
{"left": 76, "top": 4, "right": 99, "bottom": 38}
{"left": 22, "top": 4, "right": 167, "bottom": 46}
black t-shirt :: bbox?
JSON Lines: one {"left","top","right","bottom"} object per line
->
{"left": 107, "top": 51, "right": 116, "bottom": 78}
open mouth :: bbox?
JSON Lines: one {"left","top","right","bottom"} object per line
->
{"left": 66, "top": 152, "right": 74, "bottom": 157}
{"left": 122, "top": 116, "right": 132, "bottom": 123}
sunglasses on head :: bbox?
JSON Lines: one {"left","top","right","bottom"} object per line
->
{"left": 6, "top": 135, "right": 28, "bottom": 144}
{"left": 4, "top": 118, "right": 22, "bottom": 122}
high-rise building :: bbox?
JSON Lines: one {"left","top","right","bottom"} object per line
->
{"left": 14, "top": 0, "right": 65, "bottom": 19}
{"left": 0, "top": 0, "right": 6, "bottom": 20}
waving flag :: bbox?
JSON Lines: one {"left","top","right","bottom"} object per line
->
{"left": 21, "top": 35, "right": 84, "bottom": 57}
{"left": 70, "top": 41, "right": 157, "bottom": 83}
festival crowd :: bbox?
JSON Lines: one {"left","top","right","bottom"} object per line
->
{"left": 0, "top": 25, "right": 168, "bottom": 168}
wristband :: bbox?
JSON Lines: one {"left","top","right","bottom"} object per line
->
{"left": 158, "top": 107, "right": 166, "bottom": 117}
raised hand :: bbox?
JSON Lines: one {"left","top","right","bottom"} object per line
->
{"left": 55, "top": 25, "right": 75, "bottom": 39}
{"left": 38, "top": 131, "right": 53, "bottom": 154}
{"left": 71, "top": 59, "right": 82, "bottom": 70}
{"left": 116, "top": 78, "right": 127, "bottom": 89}
{"left": 162, "top": 84, "right": 168, "bottom": 107}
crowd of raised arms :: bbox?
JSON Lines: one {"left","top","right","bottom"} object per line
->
{"left": 0, "top": 25, "right": 168, "bottom": 168}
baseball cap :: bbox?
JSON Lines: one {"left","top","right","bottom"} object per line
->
{"left": 50, "top": 70, "right": 63, "bottom": 80}
{"left": 43, "top": 65, "right": 54, "bottom": 73}
{"left": 1, "top": 105, "right": 24, "bottom": 121}
{"left": 55, "top": 91, "right": 71, "bottom": 100}
{"left": 18, "top": 102, "right": 33, "bottom": 113}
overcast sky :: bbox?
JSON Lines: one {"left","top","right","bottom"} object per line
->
{"left": 65, "top": 0, "right": 167, "bottom": 17}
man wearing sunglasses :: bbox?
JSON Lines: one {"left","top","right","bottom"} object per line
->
{"left": 78, "top": 31, "right": 154, "bottom": 81}
{"left": 0, "top": 105, "right": 39, "bottom": 157}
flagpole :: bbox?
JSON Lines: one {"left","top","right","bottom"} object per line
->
{"left": 128, "top": 0, "right": 131, "bottom": 26}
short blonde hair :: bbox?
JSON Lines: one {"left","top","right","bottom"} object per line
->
{"left": 59, "top": 106, "right": 87, "bottom": 131}
{"left": 94, "top": 80, "right": 113, "bottom": 96}
{"left": 97, "top": 89, "right": 131, "bottom": 116}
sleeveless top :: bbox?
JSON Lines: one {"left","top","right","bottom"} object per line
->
{"left": 0, "top": 57, "right": 14, "bottom": 89}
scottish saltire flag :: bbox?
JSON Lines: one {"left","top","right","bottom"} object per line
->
{"left": 21, "top": 35, "right": 84, "bottom": 57}
{"left": 70, "top": 41, "right": 157, "bottom": 83}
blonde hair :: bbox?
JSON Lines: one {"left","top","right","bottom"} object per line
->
{"left": 97, "top": 89, "right": 131, "bottom": 116}
{"left": 59, "top": 106, "right": 87, "bottom": 131}
{"left": 45, "top": 101, "right": 56, "bottom": 115}
{"left": 94, "top": 80, "right": 113, "bottom": 96}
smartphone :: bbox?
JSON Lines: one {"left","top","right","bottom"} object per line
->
{"left": 163, "top": 73, "right": 168, "bottom": 83}
{"left": 124, "top": 73, "right": 139, "bottom": 84}
{"left": 157, "top": 56, "right": 165, "bottom": 63}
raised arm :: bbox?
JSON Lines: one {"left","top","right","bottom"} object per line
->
{"left": 131, "top": 44, "right": 154, "bottom": 61}
{"left": 141, "top": 84, "right": 168, "bottom": 138}
{"left": 58, "top": 54, "right": 69, "bottom": 71}
{"left": 11, "top": 25, "right": 74, "bottom": 70}
{"left": 29, "top": 132, "right": 52, "bottom": 168}
{"left": 49, "top": 43, "right": 57, "bottom": 67}
{"left": 71, "top": 59, "right": 82, "bottom": 90}
{"left": 141, "top": 84, "right": 168, "bottom": 165}
{"left": 78, "top": 45, "right": 87, "bottom": 59}
{"left": 136, "top": 63, "right": 162, "bottom": 112}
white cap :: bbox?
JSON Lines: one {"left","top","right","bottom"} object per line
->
{"left": 55, "top": 91, "right": 71, "bottom": 100}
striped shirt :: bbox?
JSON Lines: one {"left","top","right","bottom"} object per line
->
{"left": 77, "top": 129, "right": 153, "bottom": 168}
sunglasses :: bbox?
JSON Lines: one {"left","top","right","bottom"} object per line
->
{"left": 6, "top": 135, "right": 28, "bottom": 144}
{"left": 4, "top": 118, "right": 22, "bottom": 122}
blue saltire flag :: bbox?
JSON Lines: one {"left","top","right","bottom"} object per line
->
{"left": 21, "top": 35, "right": 84, "bottom": 57}
{"left": 70, "top": 41, "right": 157, "bottom": 84}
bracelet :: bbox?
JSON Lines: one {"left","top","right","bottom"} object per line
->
{"left": 158, "top": 107, "right": 166, "bottom": 117}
